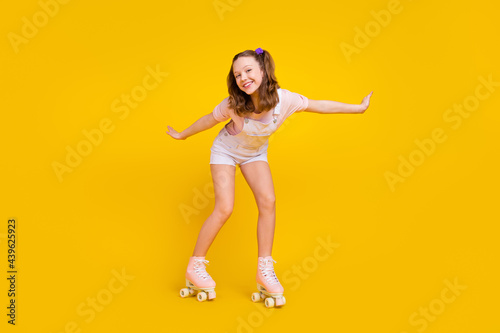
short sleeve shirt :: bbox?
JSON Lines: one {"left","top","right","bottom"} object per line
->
{"left": 212, "top": 88, "right": 309, "bottom": 135}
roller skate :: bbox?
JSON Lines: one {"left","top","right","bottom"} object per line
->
{"left": 251, "top": 256, "right": 286, "bottom": 308}
{"left": 179, "top": 256, "right": 216, "bottom": 302}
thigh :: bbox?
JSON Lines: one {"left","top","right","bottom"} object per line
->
{"left": 240, "top": 161, "right": 275, "bottom": 206}
{"left": 210, "top": 164, "right": 236, "bottom": 212}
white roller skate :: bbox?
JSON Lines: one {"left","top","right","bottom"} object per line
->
{"left": 251, "top": 256, "right": 286, "bottom": 308}
{"left": 179, "top": 256, "right": 216, "bottom": 302}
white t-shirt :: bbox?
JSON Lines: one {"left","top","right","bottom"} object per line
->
{"left": 212, "top": 88, "right": 309, "bottom": 135}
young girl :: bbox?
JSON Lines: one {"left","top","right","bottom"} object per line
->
{"left": 167, "top": 48, "right": 372, "bottom": 306}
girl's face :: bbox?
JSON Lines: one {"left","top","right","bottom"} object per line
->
{"left": 233, "top": 56, "right": 264, "bottom": 95}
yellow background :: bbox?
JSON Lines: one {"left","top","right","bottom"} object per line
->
{"left": 1, "top": 0, "right": 499, "bottom": 332}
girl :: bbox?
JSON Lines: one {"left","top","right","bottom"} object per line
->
{"left": 166, "top": 48, "right": 372, "bottom": 306}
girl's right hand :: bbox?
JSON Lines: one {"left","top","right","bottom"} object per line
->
{"left": 166, "top": 126, "right": 185, "bottom": 140}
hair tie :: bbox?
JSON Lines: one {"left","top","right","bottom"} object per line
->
{"left": 255, "top": 47, "right": 263, "bottom": 55}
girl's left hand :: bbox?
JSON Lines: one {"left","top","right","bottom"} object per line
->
{"left": 360, "top": 91, "right": 373, "bottom": 112}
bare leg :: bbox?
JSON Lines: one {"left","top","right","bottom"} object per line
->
{"left": 240, "top": 161, "right": 276, "bottom": 257}
{"left": 192, "top": 164, "right": 236, "bottom": 257}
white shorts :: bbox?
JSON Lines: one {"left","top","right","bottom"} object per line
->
{"left": 210, "top": 150, "right": 268, "bottom": 167}
{"left": 209, "top": 127, "right": 269, "bottom": 167}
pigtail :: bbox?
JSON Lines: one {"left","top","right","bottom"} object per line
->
{"left": 258, "top": 49, "right": 280, "bottom": 107}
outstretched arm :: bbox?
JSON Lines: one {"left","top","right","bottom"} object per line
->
{"left": 304, "top": 91, "right": 373, "bottom": 114}
{"left": 166, "top": 113, "right": 220, "bottom": 140}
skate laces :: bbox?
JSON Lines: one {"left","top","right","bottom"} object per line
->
{"left": 259, "top": 258, "right": 280, "bottom": 286}
{"left": 193, "top": 258, "right": 212, "bottom": 280}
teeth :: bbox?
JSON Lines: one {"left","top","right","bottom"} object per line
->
{"left": 244, "top": 81, "right": 252, "bottom": 87}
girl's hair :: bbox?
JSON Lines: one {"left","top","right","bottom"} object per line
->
{"left": 226, "top": 49, "right": 280, "bottom": 117}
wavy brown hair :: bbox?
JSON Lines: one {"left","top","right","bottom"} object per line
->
{"left": 226, "top": 49, "right": 280, "bottom": 117}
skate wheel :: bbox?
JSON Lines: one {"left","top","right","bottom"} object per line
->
{"left": 265, "top": 297, "right": 275, "bottom": 308}
{"left": 197, "top": 291, "right": 208, "bottom": 302}
{"left": 180, "top": 288, "right": 190, "bottom": 298}
{"left": 189, "top": 288, "right": 195, "bottom": 296}
{"left": 275, "top": 296, "right": 285, "bottom": 306}
{"left": 251, "top": 292, "right": 261, "bottom": 302}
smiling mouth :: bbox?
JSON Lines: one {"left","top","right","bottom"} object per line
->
{"left": 243, "top": 81, "right": 253, "bottom": 88}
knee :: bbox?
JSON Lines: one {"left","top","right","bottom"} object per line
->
{"left": 214, "top": 204, "right": 233, "bottom": 221}
{"left": 258, "top": 194, "right": 276, "bottom": 212}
